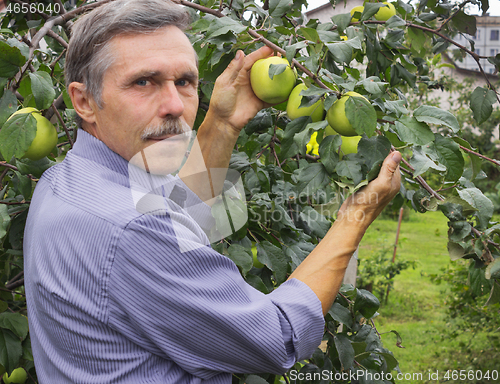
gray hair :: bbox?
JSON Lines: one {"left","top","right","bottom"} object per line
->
{"left": 65, "top": 0, "right": 191, "bottom": 126}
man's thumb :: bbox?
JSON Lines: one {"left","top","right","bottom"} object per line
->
{"left": 380, "top": 151, "right": 402, "bottom": 180}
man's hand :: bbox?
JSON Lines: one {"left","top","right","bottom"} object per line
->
{"left": 337, "top": 151, "right": 402, "bottom": 229}
{"left": 205, "top": 46, "right": 274, "bottom": 135}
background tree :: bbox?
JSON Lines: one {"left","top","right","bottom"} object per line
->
{"left": 0, "top": 0, "right": 499, "bottom": 382}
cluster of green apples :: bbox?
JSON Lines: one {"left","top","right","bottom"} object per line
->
{"left": 250, "top": 57, "right": 363, "bottom": 158}
{"left": 350, "top": 1, "right": 397, "bottom": 22}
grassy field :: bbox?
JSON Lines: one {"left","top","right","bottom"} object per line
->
{"left": 358, "top": 210, "right": 500, "bottom": 384}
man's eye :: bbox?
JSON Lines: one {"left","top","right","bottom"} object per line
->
{"left": 176, "top": 79, "right": 188, "bottom": 87}
{"left": 136, "top": 79, "right": 149, "bottom": 86}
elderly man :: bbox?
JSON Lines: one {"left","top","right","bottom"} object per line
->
{"left": 24, "top": 0, "right": 402, "bottom": 382}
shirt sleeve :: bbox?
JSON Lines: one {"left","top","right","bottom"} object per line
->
{"left": 106, "top": 212, "right": 324, "bottom": 380}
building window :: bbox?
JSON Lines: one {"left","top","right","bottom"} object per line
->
{"left": 473, "top": 29, "right": 481, "bottom": 40}
{"left": 491, "top": 49, "right": 499, "bottom": 56}
{"left": 475, "top": 48, "right": 480, "bottom": 55}
{"left": 491, "top": 30, "right": 499, "bottom": 40}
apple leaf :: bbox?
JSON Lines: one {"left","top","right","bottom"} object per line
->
{"left": 328, "top": 302, "right": 353, "bottom": 329}
{"left": 394, "top": 116, "right": 434, "bottom": 145}
{"left": 293, "top": 162, "right": 329, "bottom": 195}
{"left": 354, "top": 289, "right": 380, "bottom": 319}
{"left": 0, "top": 328, "right": 22, "bottom": 374}
{"left": 335, "top": 160, "right": 363, "bottom": 186}
{"left": 357, "top": 76, "right": 388, "bottom": 95}
{"left": 0, "top": 41, "right": 26, "bottom": 79}
{"left": 451, "top": 10, "right": 477, "bottom": 36}
{"left": 227, "top": 244, "right": 253, "bottom": 277}
{"left": 0, "top": 90, "right": 17, "bottom": 128}
{"left": 29, "top": 71, "right": 56, "bottom": 111}
{"left": 334, "top": 334, "right": 355, "bottom": 371}
{"left": 358, "top": 135, "right": 392, "bottom": 180}
{"left": 331, "top": 13, "right": 352, "bottom": 34}
{"left": 0, "top": 313, "right": 28, "bottom": 341}
{"left": 361, "top": 2, "right": 386, "bottom": 20}
{"left": 448, "top": 220, "right": 472, "bottom": 242}
{"left": 457, "top": 187, "right": 494, "bottom": 230}
{"left": 0, "top": 112, "right": 37, "bottom": 161}
{"left": 298, "top": 206, "right": 330, "bottom": 238}
{"left": 245, "top": 375, "right": 270, "bottom": 384}
{"left": 410, "top": 146, "right": 446, "bottom": 178}
{"left": 470, "top": 86, "right": 496, "bottom": 125}
{"left": 318, "top": 135, "right": 341, "bottom": 174}
{"left": 205, "top": 17, "right": 247, "bottom": 39}
{"left": 417, "top": 134, "right": 464, "bottom": 181}
{"left": 281, "top": 116, "right": 309, "bottom": 158}
{"left": 0, "top": 205, "right": 10, "bottom": 240}
{"left": 269, "top": 0, "right": 292, "bottom": 17}
{"left": 345, "top": 96, "right": 377, "bottom": 137}
{"left": 245, "top": 110, "right": 273, "bottom": 135}
{"left": 326, "top": 41, "right": 353, "bottom": 64}
{"left": 413, "top": 105, "right": 460, "bottom": 133}
{"left": 256, "top": 241, "right": 289, "bottom": 284}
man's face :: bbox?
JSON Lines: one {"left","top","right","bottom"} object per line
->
{"left": 88, "top": 26, "right": 199, "bottom": 174}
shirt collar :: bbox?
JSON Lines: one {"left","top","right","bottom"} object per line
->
{"left": 71, "top": 129, "right": 130, "bottom": 176}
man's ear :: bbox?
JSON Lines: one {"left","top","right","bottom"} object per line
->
{"left": 68, "top": 82, "right": 97, "bottom": 125}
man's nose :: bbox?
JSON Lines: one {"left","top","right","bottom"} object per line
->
{"left": 158, "top": 82, "right": 185, "bottom": 118}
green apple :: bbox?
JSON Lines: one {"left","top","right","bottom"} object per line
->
{"left": 3, "top": 368, "right": 27, "bottom": 384}
{"left": 326, "top": 92, "right": 368, "bottom": 137}
{"left": 350, "top": 5, "right": 364, "bottom": 22}
{"left": 286, "top": 83, "right": 324, "bottom": 122}
{"left": 8, "top": 107, "right": 58, "bottom": 161}
{"left": 375, "top": 2, "right": 396, "bottom": 21}
{"left": 306, "top": 131, "right": 319, "bottom": 156}
{"left": 339, "top": 135, "right": 361, "bottom": 159}
{"left": 251, "top": 245, "right": 264, "bottom": 268}
{"left": 250, "top": 56, "right": 296, "bottom": 104}
{"left": 324, "top": 125, "right": 339, "bottom": 136}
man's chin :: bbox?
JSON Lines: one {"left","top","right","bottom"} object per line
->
{"left": 130, "top": 132, "right": 192, "bottom": 175}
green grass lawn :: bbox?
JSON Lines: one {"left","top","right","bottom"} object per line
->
{"left": 358, "top": 210, "right": 500, "bottom": 384}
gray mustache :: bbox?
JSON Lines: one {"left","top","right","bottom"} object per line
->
{"left": 141, "top": 118, "right": 191, "bottom": 140}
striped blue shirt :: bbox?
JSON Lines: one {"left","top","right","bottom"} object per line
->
{"left": 24, "top": 130, "right": 324, "bottom": 383}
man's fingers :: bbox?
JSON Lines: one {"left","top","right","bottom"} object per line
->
{"left": 243, "top": 45, "right": 274, "bottom": 71}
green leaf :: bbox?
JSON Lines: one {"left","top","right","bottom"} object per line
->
{"left": 422, "top": 134, "right": 464, "bottom": 181}
{"left": 268, "top": 63, "right": 288, "bottom": 80}
{"left": 469, "top": 263, "right": 492, "bottom": 297}
{"left": 457, "top": 187, "right": 494, "bottom": 229}
{"left": 335, "top": 160, "right": 363, "bottom": 186}
{"left": 227, "top": 244, "right": 253, "bottom": 277}
{"left": 0, "top": 329, "right": 22, "bottom": 374}
{"left": 345, "top": 96, "right": 377, "bottom": 137}
{"left": 413, "top": 105, "right": 459, "bottom": 132}
{"left": 334, "top": 334, "right": 354, "bottom": 370}
{"left": 0, "top": 205, "right": 10, "bottom": 240}
{"left": 407, "top": 27, "right": 427, "bottom": 54}
{"left": 357, "top": 76, "right": 388, "bottom": 95}
{"left": 394, "top": 116, "right": 434, "bottom": 145}
{"left": 205, "top": 17, "right": 247, "bottom": 39}
{"left": 0, "top": 112, "right": 37, "bottom": 161}
{"left": 245, "top": 374, "right": 269, "bottom": 384}
{"left": 358, "top": 135, "right": 392, "bottom": 181}
{"left": 269, "top": 0, "right": 292, "bottom": 17}
{"left": 361, "top": 2, "right": 386, "bottom": 20}
{"left": 326, "top": 42, "right": 353, "bottom": 64}
{"left": 0, "top": 90, "right": 17, "bottom": 128}
{"left": 257, "top": 242, "right": 289, "bottom": 284}
{"left": 331, "top": 13, "right": 352, "bottom": 34}
{"left": 0, "top": 41, "right": 26, "bottom": 79}
{"left": 245, "top": 110, "right": 273, "bottom": 135}
{"left": 328, "top": 302, "right": 353, "bottom": 329}
{"left": 470, "top": 86, "right": 496, "bottom": 125}
{"left": 29, "top": 71, "right": 56, "bottom": 110}
{"left": 448, "top": 220, "right": 472, "bottom": 242}
{"left": 410, "top": 146, "right": 446, "bottom": 178}
{"left": 293, "top": 162, "right": 329, "bottom": 195}
{"left": 298, "top": 206, "right": 330, "bottom": 238}
{"left": 354, "top": 289, "right": 380, "bottom": 319}
{"left": 0, "top": 313, "right": 28, "bottom": 340}
{"left": 451, "top": 10, "right": 477, "bottom": 36}
{"left": 485, "top": 281, "right": 500, "bottom": 306}
{"left": 318, "top": 135, "right": 341, "bottom": 174}
{"left": 485, "top": 258, "right": 500, "bottom": 280}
